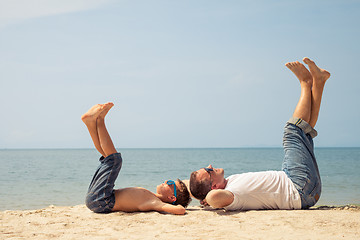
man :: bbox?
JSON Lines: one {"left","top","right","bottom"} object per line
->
{"left": 82, "top": 102, "right": 191, "bottom": 215}
{"left": 189, "top": 57, "right": 330, "bottom": 211}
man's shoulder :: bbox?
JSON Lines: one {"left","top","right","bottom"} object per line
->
{"left": 225, "top": 171, "right": 282, "bottom": 189}
{"left": 226, "top": 171, "right": 283, "bottom": 181}
{"left": 225, "top": 172, "right": 257, "bottom": 183}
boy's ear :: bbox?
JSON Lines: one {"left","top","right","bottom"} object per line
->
{"left": 169, "top": 195, "right": 177, "bottom": 202}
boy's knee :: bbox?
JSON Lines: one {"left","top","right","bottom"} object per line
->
{"left": 85, "top": 193, "right": 113, "bottom": 213}
{"left": 85, "top": 193, "right": 96, "bottom": 211}
{"left": 86, "top": 193, "right": 101, "bottom": 213}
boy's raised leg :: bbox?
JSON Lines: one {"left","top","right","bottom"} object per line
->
{"left": 96, "top": 102, "right": 117, "bottom": 157}
{"left": 285, "top": 61, "right": 313, "bottom": 123}
{"left": 81, "top": 104, "right": 106, "bottom": 157}
{"left": 303, "top": 57, "right": 331, "bottom": 128}
{"left": 84, "top": 102, "right": 121, "bottom": 214}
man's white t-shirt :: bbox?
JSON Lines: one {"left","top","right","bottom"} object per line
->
{"left": 224, "top": 171, "right": 301, "bottom": 211}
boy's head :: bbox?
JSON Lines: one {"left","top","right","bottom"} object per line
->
{"left": 156, "top": 179, "right": 191, "bottom": 208}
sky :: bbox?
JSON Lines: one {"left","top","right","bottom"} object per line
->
{"left": 0, "top": 0, "right": 359, "bottom": 148}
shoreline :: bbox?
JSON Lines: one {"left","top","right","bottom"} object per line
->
{"left": 1, "top": 205, "right": 359, "bottom": 240}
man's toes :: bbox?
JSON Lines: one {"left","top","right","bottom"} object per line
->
{"left": 303, "top": 57, "right": 313, "bottom": 64}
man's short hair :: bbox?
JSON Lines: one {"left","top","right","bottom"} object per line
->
{"left": 175, "top": 179, "right": 192, "bottom": 208}
{"left": 189, "top": 171, "right": 212, "bottom": 200}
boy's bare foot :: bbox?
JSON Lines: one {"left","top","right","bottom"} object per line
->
{"left": 99, "top": 102, "right": 114, "bottom": 119}
{"left": 81, "top": 104, "right": 104, "bottom": 125}
{"left": 285, "top": 61, "right": 313, "bottom": 87}
{"left": 303, "top": 57, "right": 330, "bottom": 84}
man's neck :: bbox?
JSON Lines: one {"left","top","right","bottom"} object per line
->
{"left": 221, "top": 179, "right": 228, "bottom": 189}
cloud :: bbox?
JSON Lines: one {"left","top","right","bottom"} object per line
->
{"left": 0, "top": 0, "right": 112, "bottom": 28}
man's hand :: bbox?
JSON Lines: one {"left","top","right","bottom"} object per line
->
{"left": 200, "top": 199, "right": 209, "bottom": 207}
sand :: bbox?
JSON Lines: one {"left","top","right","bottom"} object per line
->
{"left": 1, "top": 205, "right": 359, "bottom": 240}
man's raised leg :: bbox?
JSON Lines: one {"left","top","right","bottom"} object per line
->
{"left": 81, "top": 104, "right": 106, "bottom": 157}
{"left": 285, "top": 61, "right": 313, "bottom": 123}
{"left": 282, "top": 60, "right": 324, "bottom": 209}
{"left": 303, "top": 57, "right": 331, "bottom": 128}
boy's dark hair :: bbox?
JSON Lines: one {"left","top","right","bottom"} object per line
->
{"left": 189, "top": 171, "right": 212, "bottom": 200}
{"left": 174, "top": 179, "right": 192, "bottom": 208}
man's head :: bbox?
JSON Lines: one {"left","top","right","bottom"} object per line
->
{"left": 189, "top": 165, "right": 226, "bottom": 200}
{"left": 156, "top": 179, "right": 191, "bottom": 208}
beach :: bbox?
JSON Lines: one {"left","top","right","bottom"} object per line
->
{"left": 1, "top": 149, "right": 359, "bottom": 239}
{"left": 2, "top": 148, "right": 360, "bottom": 212}
{"left": 1, "top": 205, "right": 359, "bottom": 240}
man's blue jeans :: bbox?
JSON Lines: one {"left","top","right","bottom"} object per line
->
{"left": 85, "top": 153, "right": 123, "bottom": 213}
{"left": 282, "top": 117, "right": 322, "bottom": 209}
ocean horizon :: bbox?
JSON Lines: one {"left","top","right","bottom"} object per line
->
{"left": 1, "top": 147, "right": 359, "bottom": 211}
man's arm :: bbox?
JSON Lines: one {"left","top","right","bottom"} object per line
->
{"left": 205, "top": 189, "right": 234, "bottom": 208}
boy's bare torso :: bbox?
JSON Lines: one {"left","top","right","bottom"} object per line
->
{"left": 113, "top": 187, "right": 159, "bottom": 212}
{"left": 112, "top": 187, "right": 185, "bottom": 215}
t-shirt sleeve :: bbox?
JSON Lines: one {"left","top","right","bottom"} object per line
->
{"left": 223, "top": 183, "right": 244, "bottom": 211}
{"left": 223, "top": 189, "right": 240, "bottom": 211}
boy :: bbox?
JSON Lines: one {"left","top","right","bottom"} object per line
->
{"left": 82, "top": 103, "right": 191, "bottom": 215}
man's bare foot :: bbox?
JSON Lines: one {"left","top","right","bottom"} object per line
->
{"left": 303, "top": 57, "right": 330, "bottom": 84}
{"left": 99, "top": 102, "right": 114, "bottom": 119}
{"left": 81, "top": 104, "right": 104, "bottom": 125}
{"left": 285, "top": 61, "right": 313, "bottom": 87}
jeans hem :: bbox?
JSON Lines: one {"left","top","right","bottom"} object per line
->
{"left": 287, "top": 117, "right": 318, "bottom": 138}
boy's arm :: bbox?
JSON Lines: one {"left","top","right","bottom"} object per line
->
{"left": 205, "top": 189, "right": 234, "bottom": 208}
{"left": 154, "top": 202, "right": 186, "bottom": 215}
{"left": 139, "top": 198, "right": 186, "bottom": 215}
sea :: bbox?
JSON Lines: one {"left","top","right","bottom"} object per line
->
{"left": 0, "top": 148, "right": 359, "bottom": 211}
